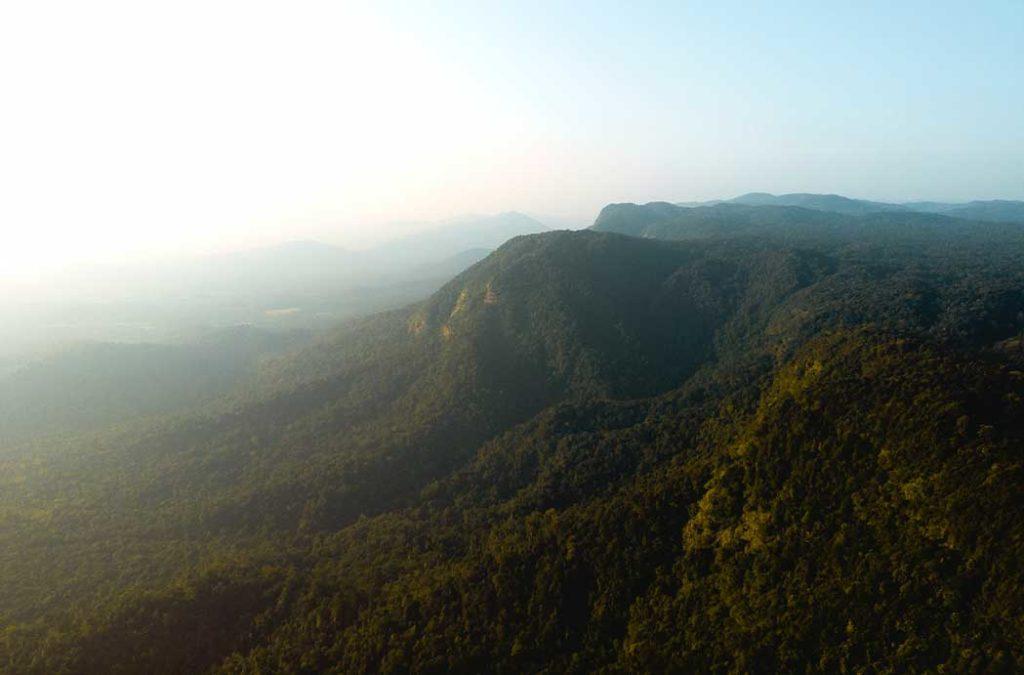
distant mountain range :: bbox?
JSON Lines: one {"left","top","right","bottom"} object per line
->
{"left": 121, "top": 211, "right": 550, "bottom": 296}
{"left": 364, "top": 211, "right": 550, "bottom": 268}
{"left": 594, "top": 199, "right": 1024, "bottom": 245}
{"left": 677, "top": 192, "right": 1024, "bottom": 222}
{"left": 0, "top": 212, "right": 549, "bottom": 358}
{"left": 204, "top": 211, "right": 550, "bottom": 287}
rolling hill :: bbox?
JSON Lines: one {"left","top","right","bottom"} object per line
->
{"left": 917, "top": 199, "right": 1024, "bottom": 223}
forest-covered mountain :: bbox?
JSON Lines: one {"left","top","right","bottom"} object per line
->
{"left": 0, "top": 214, "right": 547, "bottom": 444}
{"left": 3, "top": 204, "right": 1024, "bottom": 672}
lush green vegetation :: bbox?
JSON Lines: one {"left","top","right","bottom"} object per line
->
{"left": 3, "top": 205, "right": 1024, "bottom": 672}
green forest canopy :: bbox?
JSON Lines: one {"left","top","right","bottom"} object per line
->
{"left": 3, "top": 203, "right": 1024, "bottom": 672}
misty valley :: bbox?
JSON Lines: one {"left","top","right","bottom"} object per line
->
{"left": 2, "top": 195, "right": 1024, "bottom": 672}
{"left": 0, "top": 213, "right": 547, "bottom": 443}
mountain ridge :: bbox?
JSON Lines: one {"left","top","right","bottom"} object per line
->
{"left": 593, "top": 200, "right": 1024, "bottom": 248}
{"left": 671, "top": 192, "right": 1024, "bottom": 223}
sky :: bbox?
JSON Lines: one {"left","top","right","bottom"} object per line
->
{"left": 1, "top": 0, "right": 1022, "bottom": 278}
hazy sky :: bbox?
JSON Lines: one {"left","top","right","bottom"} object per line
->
{"left": 1, "top": 0, "right": 1022, "bottom": 278}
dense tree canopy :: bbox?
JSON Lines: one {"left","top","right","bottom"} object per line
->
{"left": 3, "top": 205, "right": 1024, "bottom": 672}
